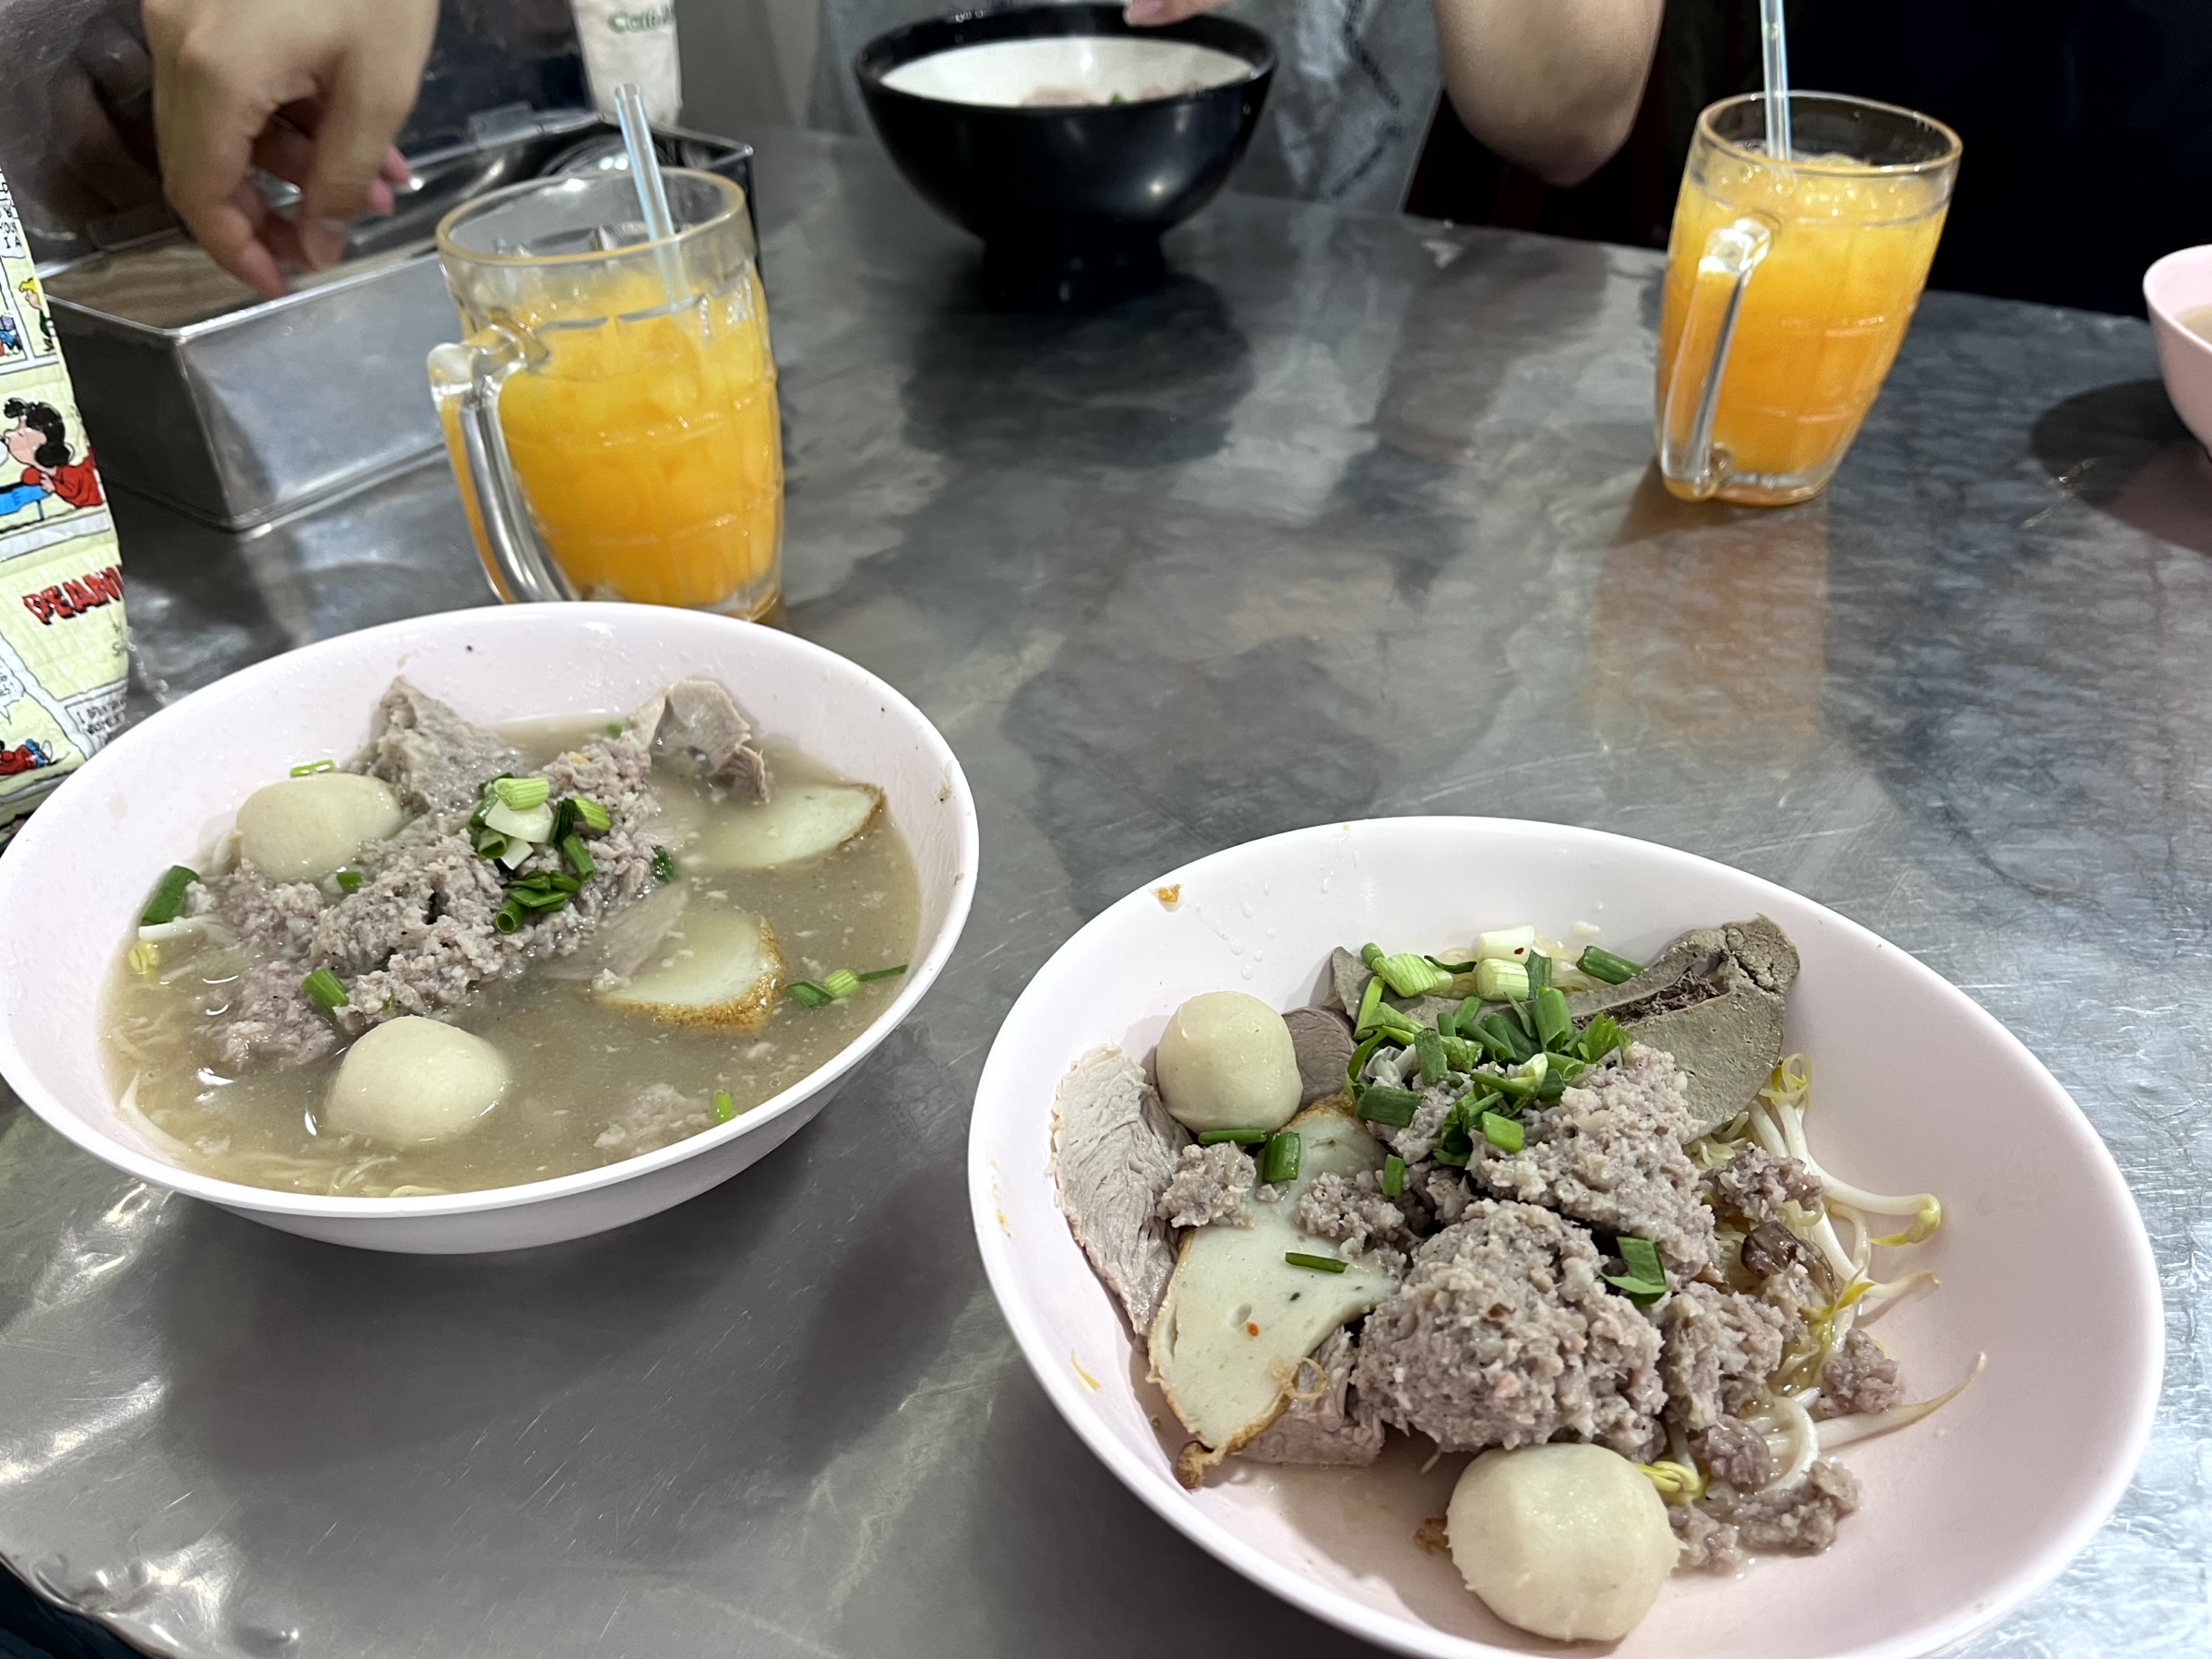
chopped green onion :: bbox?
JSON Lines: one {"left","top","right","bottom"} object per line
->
{"left": 651, "top": 845, "right": 677, "bottom": 883}
{"left": 1533, "top": 986, "right": 1573, "bottom": 1052}
{"left": 855, "top": 964, "right": 909, "bottom": 984}
{"left": 1414, "top": 1027, "right": 1448, "bottom": 1086}
{"left": 1525, "top": 950, "right": 1552, "bottom": 997}
{"left": 561, "top": 834, "right": 595, "bottom": 879}
{"left": 1477, "top": 1011, "right": 1535, "bottom": 1065}
{"left": 334, "top": 869, "right": 363, "bottom": 894}
{"left": 301, "top": 967, "right": 349, "bottom": 1011}
{"left": 493, "top": 899, "right": 524, "bottom": 934}
{"left": 1604, "top": 1235, "right": 1669, "bottom": 1304}
{"left": 1477, "top": 925, "right": 1535, "bottom": 961}
{"left": 1435, "top": 1005, "right": 1458, "bottom": 1041}
{"left": 1357, "top": 1086, "right": 1420, "bottom": 1128}
{"left": 1475, "top": 959, "right": 1530, "bottom": 1002}
{"left": 1285, "top": 1251, "right": 1347, "bottom": 1274}
{"left": 713, "top": 1090, "right": 736, "bottom": 1123}
{"left": 472, "top": 827, "right": 512, "bottom": 861}
{"left": 1345, "top": 1029, "right": 1387, "bottom": 1100}
{"left": 573, "top": 796, "right": 613, "bottom": 833}
{"left": 821, "top": 968, "right": 861, "bottom": 999}
{"left": 1439, "top": 1032, "right": 1482, "bottom": 1073}
{"left": 604, "top": 722, "right": 625, "bottom": 738}
{"left": 1260, "top": 1130, "right": 1302, "bottom": 1185}
{"left": 482, "top": 799, "right": 555, "bottom": 843}
{"left": 491, "top": 775, "right": 551, "bottom": 812}
{"left": 1381, "top": 1153, "right": 1406, "bottom": 1197}
{"left": 1426, "top": 955, "right": 1477, "bottom": 974}
{"left": 786, "top": 980, "right": 833, "bottom": 1007}
{"left": 1362, "top": 943, "right": 1449, "bottom": 998}
{"left": 1577, "top": 1013, "right": 1628, "bottom": 1064}
{"left": 1577, "top": 945, "right": 1644, "bottom": 985}
{"left": 1481, "top": 1111, "right": 1524, "bottom": 1153}
{"left": 510, "top": 887, "right": 570, "bottom": 912}
{"left": 138, "top": 865, "right": 199, "bottom": 926}
{"left": 1198, "top": 1128, "right": 1269, "bottom": 1145}
{"left": 289, "top": 758, "right": 335, "bottom": 777}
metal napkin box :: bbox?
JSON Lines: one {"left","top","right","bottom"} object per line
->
{"left": 42, "top": 113, "right": 757, "bottom": 531}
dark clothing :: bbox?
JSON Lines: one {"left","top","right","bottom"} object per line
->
{"left": 1406, "top": 0, "right": 2212, "bottom": 316}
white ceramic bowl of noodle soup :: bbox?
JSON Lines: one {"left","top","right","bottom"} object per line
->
{"left": 0, "top": 604, "right": 977, "bottom": 1254}
{"left": 968, "top": 818, "right": 2161, "bottom": 1659}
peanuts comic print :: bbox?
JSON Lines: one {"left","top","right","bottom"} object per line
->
{"left": 0, "top": 165, "right": 127, "bottom": 848}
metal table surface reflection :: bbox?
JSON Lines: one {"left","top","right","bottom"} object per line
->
{"left": 2, "top": 126, "right": 2205, "bottom": 1659}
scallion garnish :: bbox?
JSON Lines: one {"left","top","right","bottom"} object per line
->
{"left": 561, "top": 834, "right": 594, "bottom": 879}
{"left": 1414, "top": 1027, "right": 1447, "bottom": 1086}
{"left": 856, "top": 964, "right": 908, "bottom": 984}
{"left": 1285, "top": 1251, "right": 1347, "bottom": 1274}
{"left": 573, "top": 796, "right": 613, "bottom": 833}
{"left": 1525, "top": 950, "right": 1552, "bottom": 997}
{"left": 604, "top": 722, "right": 624, "bottom": 738}
{"left": 493, "top": 899, "right": 524, "bottom": 935}
{"left": 1260, "top": 1130, "right": 1302, "bottom": 1185}
{"left": 334, "top": 869, "right": 363, "bottom": 894}
{"left": 1362, "top": 943, "right": 1450, "bottom": 998}
{"left": 301, "top": 967, "right": 349, "bottom": 1012}
{"left": 1381, "top": 1153, "right": 1406, "bottom": 1198}
{"left": 491, "top": 775, "right": 551, "bottom": 812}
{"left": 1475, "top": 959, "right": 1530, "bottom": 1002}
{"left": 651, "top": 845, "right": 677, "bottom": 883}
{"left": 1478, "top": 1011, "right": 1535, "bottom": 1065}
{"left": 289, "top": 758, "right": 336, "bottom": 777}
{"left": 785, "top": 981, "right": 833, "bottom": 1007}
{"left": 1577, "top": 945, "right": 1643, "bottom": 985}
{"left": 1199, "top": 1128, "right": 1269, "bottom": 1145}
{"left": 819, "top": 968, "right": 859, "bottom": 999}
{"left": 1533, "top": 986, "right": 1572, "bottom": 1052}
{"left": 138, "top": 865, "right": 199, "bottom": 927}
{"left": 1476, "top": 925, "right": 1535, "bottom": 961}
{"left": 1481, "top": 1111, "right": 1524, "bottom": 1153}
{"left": 1577, "top": 1013, "right": 1627, "bottom": 1064}
{"left": 1357, "top": 1086, "right": 1420, "bottom": 1128}
{"left": 713, "top": 1090, "right": 736, "bottom": 1123}
{"left": 1604, "top": 1235, "right": 1669, "bottom": 1305}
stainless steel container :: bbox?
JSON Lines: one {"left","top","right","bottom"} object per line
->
{"left": 42, "top": 116, "right": 757, "bottom": 531}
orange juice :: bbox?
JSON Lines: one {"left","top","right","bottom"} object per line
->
{"left": 487, "top": 269, "right": 781, "bottom": 612}
{"left": 1658, "top": 156, "right": 1946, "bottom": 500}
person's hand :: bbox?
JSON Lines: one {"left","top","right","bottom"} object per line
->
{"left": 144, "top": 0, "right": 439, "bottom": 299}
{"left": 1123, "top": 1, "right": 1226, "bottom": 20}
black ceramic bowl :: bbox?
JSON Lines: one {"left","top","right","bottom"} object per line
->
{"left": 855, "top": 3, "right": 1273, "bottom": 302}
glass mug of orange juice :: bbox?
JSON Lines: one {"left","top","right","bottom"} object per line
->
{"left": 428, "top": 169, "right": 783, "bottom": 616}
{"left": 1657, "top": 93, "right": 1961, "bottom": 506}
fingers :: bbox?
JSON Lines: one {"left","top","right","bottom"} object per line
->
{"left": 257, "top": 111, "right": 396, "bottom": 216}
{"left": 1124, "top": 0, "right": 1226, "bottom": 23}
{"left": 152, "top": 38, "right": 289, "bottom": 293}
{"left": 298, "top": 15, "right": 434, "bottom": 226}
{"left": 196, "top": 180, "right": 301, "bottom": 301}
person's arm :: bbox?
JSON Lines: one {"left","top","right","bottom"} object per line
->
{"left": 1124, "top": 0, "right": 1663, "bottom": 189}
{"left": 143, "top": 0, "right": 438, "bottom": 298}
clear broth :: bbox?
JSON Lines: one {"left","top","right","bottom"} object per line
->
{"left": 98, "top": 724, "right": 921, "bottom": 1197}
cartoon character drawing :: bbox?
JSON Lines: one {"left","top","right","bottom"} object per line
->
{"left": 0, "top": 736, "right": 53, "bottom": 777}
{"left": 17, "top": 278, "right": 54, "bottom": 354}
{"left": 0, "top": 397, "right": 102, "bottom": 519}
{"left": 0, "top": 310, "right": 19, "bottom": 359}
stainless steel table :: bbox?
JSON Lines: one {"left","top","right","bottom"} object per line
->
{"left": 2, "top": 126, "right": 2204, "bottom": 1658}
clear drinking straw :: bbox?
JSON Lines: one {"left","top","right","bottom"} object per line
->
{"left": 614, "top": 81, "right": 689, "bottom": 304}
{"left": 1758, "top": 0, "right": 1792, "bottom": 161}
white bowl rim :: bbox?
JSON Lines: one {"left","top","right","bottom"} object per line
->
{"left": 0, "top": 603, "right": 980, "bottom": 1222}
{"left": 2144, "top": 245, "right": 2212, "bottom": 364}
{"left": 965, "top": 815, "right": 2164, "bottom": 1659}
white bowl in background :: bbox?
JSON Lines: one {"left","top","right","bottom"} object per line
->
{"left": 969, "top": 818, "right": 2161, "bottom": 1659}
{"left": 2145, "top": 245, "right": 2212, "bottom": 452}
{"left": 0, "top": 604, "right": 978, "bottom": 1253}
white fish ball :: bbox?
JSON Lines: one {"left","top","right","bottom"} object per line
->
{"left": 326, "top": 1017, "right": 509, "bottom": 1146}
{"left": 1154, "top": 991, "right": 1300, "bottom": 1134}
{"left": 1446, "top": 1444, "right": 1678, "bottom": 1642}
{"left": 237, "top": 773, "right": 403, "bottom": 882}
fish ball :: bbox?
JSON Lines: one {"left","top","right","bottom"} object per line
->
{"left": 326, "top": 1017, "right": 509, "bottom": 1146}
{"left": 1154, "top": 991, "right": 1300, "bottom": 1134}
{"left": 237, "top": 772, "right": 403, "bottom": 882}
{"left": 1446, "top": 1444, "right": 1677, "bottom": 1642}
